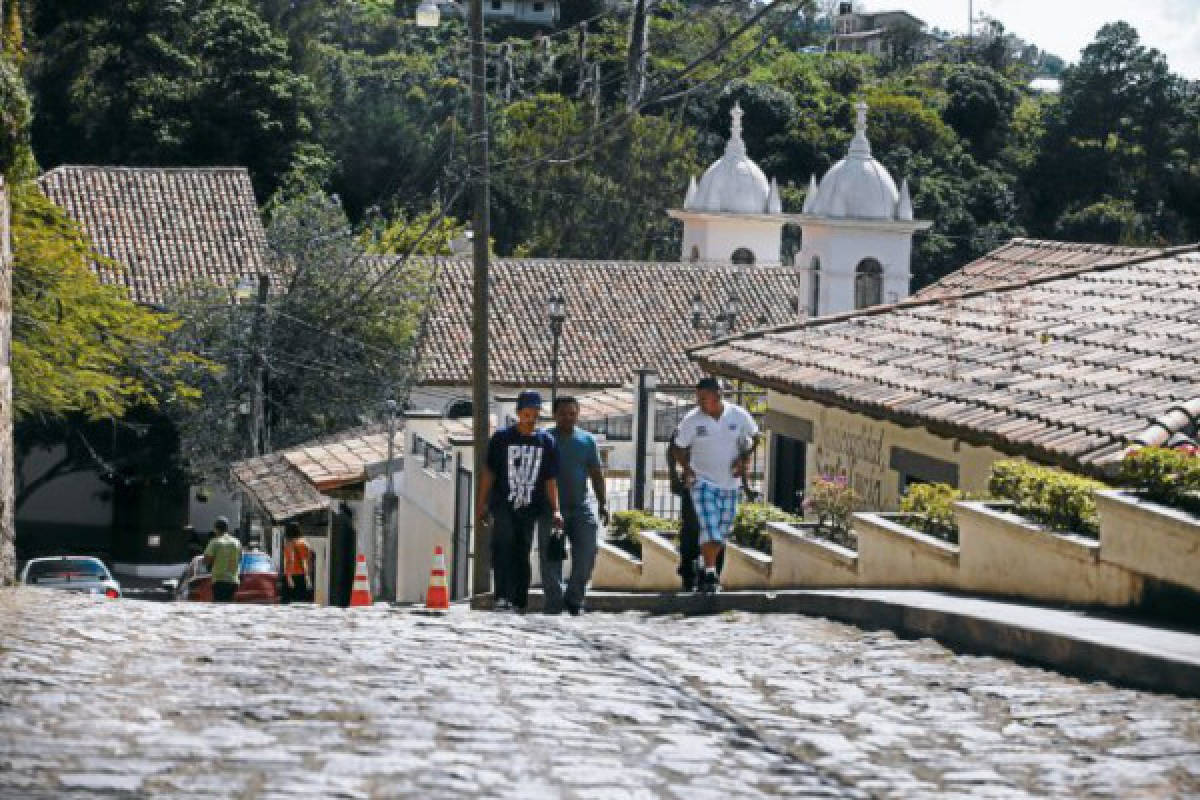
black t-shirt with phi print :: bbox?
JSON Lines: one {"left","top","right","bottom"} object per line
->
{"left": 486, "top": 425, "right": 560, "bottom": 514}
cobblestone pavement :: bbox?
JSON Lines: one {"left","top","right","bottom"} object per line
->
{"left": 1, "top": 589, "right": 1199, "bottom": 799}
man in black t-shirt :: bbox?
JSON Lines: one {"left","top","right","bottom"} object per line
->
{"left": 475, "top": 390, "right": 562, "bottom": 612}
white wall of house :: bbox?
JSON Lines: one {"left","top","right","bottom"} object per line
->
{"left": 17, "top": 446, "right": 110, "bottom": 529}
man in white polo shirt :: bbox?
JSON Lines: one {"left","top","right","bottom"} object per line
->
{"left": 670, "top": 377, "right": 760, "bottom": 594}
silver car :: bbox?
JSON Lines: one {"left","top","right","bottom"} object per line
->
{"left": 19, "top": 556, "right": 122, "bottom": 599}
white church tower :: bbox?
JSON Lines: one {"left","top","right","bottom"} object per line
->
{"left": 798, "top": 101, "right": 931, "bottom": 315}
{"left": 668, "top": 103, "right": 787, "bottom": 265}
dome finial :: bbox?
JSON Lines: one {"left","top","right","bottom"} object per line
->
{"left": 726, "top": 102, "right": 746, "bottom": 155}
{"left": 848, "top": 99, "right": 872, "bottom": 159}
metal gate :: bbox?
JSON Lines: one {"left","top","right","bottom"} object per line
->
{"left": 451, "top": 459, "right": 473, "bottom": 601}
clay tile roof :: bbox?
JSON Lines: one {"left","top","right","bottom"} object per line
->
{"left": 914, "top": 238, "right": 1162, "bottom": 301}
{"left": 694, "top": 247, "right": 1200, "bottom": 474}
{"left": 37, "top": 165, "right": 271, "bottom": 306}
{"left": 231, "top": 424, "right": 403, "bottom": 522}
{"left": 417, "top": 258, "right": 806, "bottom": 388}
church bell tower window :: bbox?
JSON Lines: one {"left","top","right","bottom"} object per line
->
{"left": 854, "top": 258, "right": 883, "bottom": 309}
{"left": 731, "top": 247, "right": 755, "bottom": 265}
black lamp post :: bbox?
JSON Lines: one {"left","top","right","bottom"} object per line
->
{"left": 693, "top": 290, "right": 742, "bottom": 338}
{"left": 548, "top": 290, "right": 566, "bottom": 406}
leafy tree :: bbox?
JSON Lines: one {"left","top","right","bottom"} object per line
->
{"left": 942, "top": 64, "right": 1017, "bottom": 159}
{"left": 9, "top": 182, "right": 202, "bottom": 421}
{"left": 30, "top": 0, "right": 319, "bottom": 199}
{"left": 167, "top": 188, "right": 432, "bottom": 479}
{"left": 1054, "top": 197, "right": 1147, "bottom": 245}
{"left": 0, "top": 53, "right": 33, "bottom": 180}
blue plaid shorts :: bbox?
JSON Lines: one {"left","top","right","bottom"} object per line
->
{"left": 690, "top": 480, "right": 739, "bottom": 545}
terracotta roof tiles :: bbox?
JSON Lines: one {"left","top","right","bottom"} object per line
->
{"left": 38, "top": 166, "right": 272, "bottom": 306}
{"left": 417, "top": 258, "right": 806, "bottom": 388}
{"left": 695, "top": 248, "right": 1200, "bottom": 473}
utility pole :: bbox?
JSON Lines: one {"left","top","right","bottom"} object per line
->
{"left": 250, "top": 273, "right": 269, "bottom": 457}
{"left": 381, "top": 398, "right": 398, "bottom": 602}
{"left": 626, "top": 0, "right": 650, "bottom": 110}
{"left": 468, "top": 0, "right": 493, "bottom": 599}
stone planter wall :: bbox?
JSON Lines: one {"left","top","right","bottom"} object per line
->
{"left": 853, "top": 512, "right": 960, "bottom": 589}
{"left": 722, "top": 543, "right": 771, "bottom": 590}
{"left": 767, "top": 521, "right": 859, "bottom": 589}
{"left": 1096, "top": 490, "right": 1200, "bottom": 593}
{"left": 639, "top": 531, "right": 682, "bottom": 591}
{"left": 956, "top": 501, "right": 1144, "bottom": 608}
{"left": 591, "top": 542, "right": 643, "bottom": 591}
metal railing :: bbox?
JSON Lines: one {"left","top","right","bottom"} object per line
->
{"left": 410, "top": 433, "right": 453, "bottom": 473}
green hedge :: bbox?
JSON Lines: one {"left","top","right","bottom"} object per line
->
{"left": 898, "top": 483, "right": 962, "bottom": 543}
{"left": 1120, "top": 447, "right": 1200, "bottom": 513}
{"left": 730, "top": 502, "right": 801, "bottom": 554}
{"left": 607, "top": 510, "right": 679, "bottom": 559}
{"left": 988, "top": 460, "right": 1105, "bottom": 537}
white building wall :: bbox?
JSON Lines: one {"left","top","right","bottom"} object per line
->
{"left": 798, "top": 221, "right": 915, "bottom": 316}
{"left": 680, "top": 217, "right": 784, "bottom": 265}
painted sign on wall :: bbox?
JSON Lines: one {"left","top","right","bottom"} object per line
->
{"left": 813, "top": 420, "right": 887, "bottom": 509}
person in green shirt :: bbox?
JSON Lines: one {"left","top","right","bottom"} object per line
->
{"left": 203, "top": 516, "right": 242, "bottom": 603}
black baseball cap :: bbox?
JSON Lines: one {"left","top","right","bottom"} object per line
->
{"left": 696, "top": 377, "right": 721, "bottom": 392}
{"left": 516, "top": 390, "right": 544, "bottom": 410}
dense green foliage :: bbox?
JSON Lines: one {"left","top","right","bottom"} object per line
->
{"left": 729, "top": 501, "right": 799, "bottom": 553}
{"left": 17, "top": 1, "right": 1198, "bottom": 287}
{"left": 9, "top": 182, "right": 202, "bottom": 421}
{"left": 1120, "top": 447, "right": 1200, "bottom": 514}
{"left": 988, "top": 460, "right": 1106, "bottom": 538}
{"left": 898, "top": 482, "right": 962, "bottom": 543}
{"left": 608, "top": 509, "right": 679, "bottom": 559}
{"left": 166, "top": 188, "right": 433, "bottom": 479}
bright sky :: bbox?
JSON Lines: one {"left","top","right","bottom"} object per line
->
{"left": 886, "top": 0, "right": 1200, "bottom": 79}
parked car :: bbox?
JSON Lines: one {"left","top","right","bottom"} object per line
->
{"left": 164, "top": 551, "right": 280, "bottom": 604}
{"left": 20, "top": 556, "right": 122, "bottom": 599}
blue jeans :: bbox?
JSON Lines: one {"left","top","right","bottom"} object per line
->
{"left": 538, "top": 508, "right": 598, "bottom": 613}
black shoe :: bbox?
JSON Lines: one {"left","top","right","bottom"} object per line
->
{"left": 700, "top": 570, "right": 720, "bottom": 595}
{"left": 566, "top": 603, "right": 583, "bottom": 616}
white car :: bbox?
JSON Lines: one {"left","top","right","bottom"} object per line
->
{"left": 20, "top": 556, "right": 122, "bottom": 599}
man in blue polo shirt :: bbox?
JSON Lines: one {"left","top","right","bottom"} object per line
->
{"left": 539, "top": 395, "right": 608, "bottom": 615}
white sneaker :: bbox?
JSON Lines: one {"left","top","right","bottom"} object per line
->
{"left": 494, "top": 597, "right": 513, "bottom": 612}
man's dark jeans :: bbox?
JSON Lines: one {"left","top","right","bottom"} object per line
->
{"left": 491, "top": 504, "right": 539, "bottom": 609}
{"left": 538, "top": 507, "right": 598, "bottom": 613}
{"left": 212, "top": 581, "right": 238, "bottom": 603}
{"left": 676, "top": 489, "right": 723, "bottom": 591}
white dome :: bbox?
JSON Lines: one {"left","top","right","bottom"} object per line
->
{"left": 685, "top": 103, "right": 775, "bottom": 214}
{"left": 808, "top": 102, "right": 904, "bottom": 221}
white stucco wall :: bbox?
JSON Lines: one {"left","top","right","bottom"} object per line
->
{"left": 681, "top": 217, "right": 784, "bottom": 265}
{"left": 798, "top": 221, "right": 915, "bottom": 315}
{"left": 767, "top": 392, "right": 1010, "bottom": 511}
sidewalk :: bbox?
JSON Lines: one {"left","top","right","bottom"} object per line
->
{"left": 475, "top": 588, "right": 1200, "bottom": 698}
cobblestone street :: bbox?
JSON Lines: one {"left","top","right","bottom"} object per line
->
{"left": 1, "top": 589, "right": 1199, "bottom": 799}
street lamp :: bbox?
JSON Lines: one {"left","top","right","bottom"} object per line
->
{"left": 381, "top": 398, "right": 399, "bottom": 601}
{"left": 417, "top": 0, "right": 492, "bottom": 599}
{"left": 547, "top": 290, "right": 566, "bottom": 406}
{"left": 691, "top": 291, "right": 704, "bottom": 330}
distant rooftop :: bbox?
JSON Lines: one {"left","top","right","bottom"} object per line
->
{"left": 38, "top": 166, "right": 273, "bottom": 306}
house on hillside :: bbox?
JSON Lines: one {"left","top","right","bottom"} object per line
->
{"left": 440, "top": 0, "right": 559, "bottom": 25}
{"left": 831, "top": 3, "right": 927, "bottom": 58}
{"left": 20, "top": 166, "right": 280, "bottom": 575}
{"left": 692, "top": 241, "right": 1200, "bottom": 514}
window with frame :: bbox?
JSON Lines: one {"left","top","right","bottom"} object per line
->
{"left": 854, "top": 257, "right": 883, "bottom": 309}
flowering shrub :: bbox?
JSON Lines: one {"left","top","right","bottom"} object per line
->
{"left": 803, "top": 473, "right": 861, "bottom": 535}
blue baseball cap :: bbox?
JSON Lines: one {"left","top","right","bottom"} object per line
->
{"left": 516, "top": 390, "right": 543, "bottom": 411}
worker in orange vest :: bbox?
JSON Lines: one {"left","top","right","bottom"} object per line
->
{"left": 281, "top": 522, "right": 314, "bottom": 603}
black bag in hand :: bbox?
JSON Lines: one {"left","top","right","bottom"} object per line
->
{"left": 545, "top": 530, "right": 568, "bottom": 562}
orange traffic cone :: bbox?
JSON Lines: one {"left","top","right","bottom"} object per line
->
{"left": 425, "top": 546, "right": 450, "bottom": 611}
{"left": 349, "top": 553, "right": 372, "bottom": 607}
